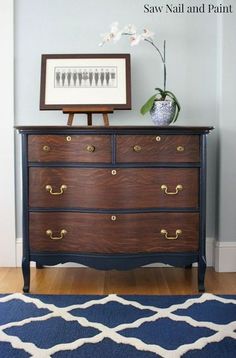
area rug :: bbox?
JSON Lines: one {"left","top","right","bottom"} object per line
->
{"left": 0, "top": 293, "right": 235, "bottom": 357}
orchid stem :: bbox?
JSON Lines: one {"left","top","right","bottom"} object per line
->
{"left": 144, "top": 38, "right": 166, "bottom": 91}
{"left": 144, "top": 38, "right": 164, "bottom": 62}
{"left": 122, "top": 33, "right": 167, "bottom": 91}
{"left": 163, "top": 40, "right": 166, "bottom": 91}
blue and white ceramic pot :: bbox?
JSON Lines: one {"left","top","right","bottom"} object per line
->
{"left": 150, "top": 100, "right": 176, "bottom": 126}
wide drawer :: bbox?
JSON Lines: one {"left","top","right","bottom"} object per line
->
{"left": 29, "top": 167, "right": 199, "bottom": 209}
{"left": 116, "top": 135, "right": 200, "bottom": 162}
{"left": 29, "top": 212, "right": 199, "bottom": 253}
{"left": 28, "top": 135, "right": 112, "bottom": 162}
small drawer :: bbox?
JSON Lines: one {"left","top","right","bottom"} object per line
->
{"left": 29, "top": 167, "right": 199, "bottom": 209}
{"left": 28, "top": 135, "right": 112, "bottom": 162}
{"left": 116, "top": 135, "right": 200, "bottom": 163}
{"left": 29, "top": 212, "right": 199, "bottom": 253}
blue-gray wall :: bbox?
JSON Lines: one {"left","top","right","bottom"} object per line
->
{"left": 15, "top": 0, "right": 225, "bottom": 241}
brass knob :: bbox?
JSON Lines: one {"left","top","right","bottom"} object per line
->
{"left": 45, "top": 184, "right": 67, "bottom": 195}
{"left": 43, "top": 145, "right": 50, "bottom": 152}
{"left": 66, "top": 136, "right": 72, "bottom": 142}
{"left": 111, "top": 215, "right": 117, "bottom": 221}
{"left": 177, "top": 146, "right": 185, "bottom": 152}
{"left": 86, "top": 145, "right": 95, "bottom": 152}
{"left": 161, "top": 184, "right": 183, "bottom": 195}
{"left": 111, "top": 170, "right": 117, "bottom": 175}
{"left": 46, "top": 229, "right": 67, "bottom": 240}
{"left": 160, "top": 229, "right": 182, "bottom": 240}
{"left": 133, "top": 145, "right": 142, "bottom": 152}
{"left": 156, "top": 136, "right": 161, "bottom": 142}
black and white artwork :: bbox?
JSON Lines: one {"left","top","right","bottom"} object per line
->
{"left": 40, "top": 54, "right": 131, "bottom": 110}
{"left": 54, "top": 67, "right": 117, "bottom": 88}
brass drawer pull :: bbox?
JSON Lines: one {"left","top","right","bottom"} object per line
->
{"left": 66, "top": 136, "right": 72, "bottom": 142}
{"left": 111, "top": 169, "right": 117, "bottom": 175}
{"left": 161, "top": 229, "right": 182, "bottom": 240}
{"left": 133, "top": 145, "right": 142, "bottom": 152}
{"left": 156, "top": 136, "right": 161, "bottom": 142}
{"left": 42, "top": 145, "right": 50, "bottom": 152}
{"left": 45, "top": 184, "right": 67, "bottom": 195}
{"left": 177, "top": 146, "right": 185, "bottom": 152}
{"left": 46, "top": 229, "right": 67, "bottom": 240}
{"left": 86, "top": 145, "right": 95, "bottom": 152}
{"left": 161, "top": 184, "right": 183, "bottom": 195}
{"left": 111, "top": 215, "right": 117, "bottom": 221}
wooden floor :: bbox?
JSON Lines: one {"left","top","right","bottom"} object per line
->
{"left": 0, "top": 267, "right": 236, "bottom": 295}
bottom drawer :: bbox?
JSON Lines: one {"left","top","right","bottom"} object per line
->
{"left": 29, "top": 212, "right": 199, "bottom": 253}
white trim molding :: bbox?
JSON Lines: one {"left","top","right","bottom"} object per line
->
{"left": 0, "top": 0, "right": 16, "bottom": 266}
{"left": 214, "top": 241, "right": 236, "bottom": 272}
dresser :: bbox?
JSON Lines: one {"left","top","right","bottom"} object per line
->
{"left": 17, "top": 125, "right": 213, "bottom": 293}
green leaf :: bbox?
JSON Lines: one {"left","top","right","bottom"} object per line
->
{"left": 140, "top": 94, "right": 157, "bottom": 115}
{"left": 154, "top": 88, "right": 165, "bottom": 100}
{"left": 163, "top": 90, "right": 181, "bottom": 123}
{"left": 140, "top": 88, "right": 181, "bottom": 122}
{"left": 154, "top": 88, "right": 164, "bottom": 95}
{"left": 172, "top": 105, "right": 180, "bottom": 123}
{"left": 164, "top": 90, "right": 181, "bottom": 111}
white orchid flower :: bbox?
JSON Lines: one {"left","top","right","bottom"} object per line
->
{"left": 98, "top": 22, "right": 174, "bottom": 115}
{"left": 130, "top": 34, "right": 142, "bottom": 46}
{"left": 99, "top": 22, "right": 122, "bottom": 46}
{"left": 99, "top": 33, "right": 112, "bottom": 46}
{"left": 141, "top": 28, "right": 155, "bottom": 40}
{"left": 123, "top": 24, "right": 137, "bottom": 35}
{"left": 111, "top": 30, "right": 122, "bottom": 42}
{"left": 99, "top": 32, "right": 112, "bottom": 46}
{"left": 109, "top": 22, "right": 122, "bottom": 42}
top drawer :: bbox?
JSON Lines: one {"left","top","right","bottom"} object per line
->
{"left": 28, "top": 135, "right": 112, "bottom": 163}
{"left": 116, "top": 135, "right": 200, "bottom": 163}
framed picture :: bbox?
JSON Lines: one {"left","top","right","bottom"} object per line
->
{"left": 40, "top": 54, "right": 131, "bottom": 110}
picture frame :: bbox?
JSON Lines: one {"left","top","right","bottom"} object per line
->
{"left": 40, "top": 54, "right": 131, "bottom": 110}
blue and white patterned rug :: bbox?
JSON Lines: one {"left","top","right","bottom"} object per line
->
{"left": 0, "top": 293, "right": 235, "bottom": 357}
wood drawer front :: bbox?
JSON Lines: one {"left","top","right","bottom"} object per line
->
{"left": 29, "top": 212, "right": 199, "bottom": 253}
{"left": 116, "top": 135, "right": 200, "bottom": 162}
{"left": 28, "top": 135, "right": 112, "bottom": 162}
{"left": 29, "top": 168, "right": 199, "bottom": 209}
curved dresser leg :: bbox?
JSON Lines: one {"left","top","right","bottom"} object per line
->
{"left": 22, "top": 257, "right": 30, "bottom": 293}
{"left": 198, "top": 256, "right": 206, "bottom": 292}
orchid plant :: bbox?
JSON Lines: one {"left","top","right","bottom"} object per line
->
{"left": 99, "top": 22, "right": 180, "bottom": 122}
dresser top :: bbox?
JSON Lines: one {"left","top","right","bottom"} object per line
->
{"left": 15, "top": 125, "right": 214, "bottom": 135}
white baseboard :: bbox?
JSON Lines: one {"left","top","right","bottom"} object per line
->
{"left": 214, "top": 241, "right": 236, "bottom": 272}
{"left": 16, "top": 236, "right": 221, "bottom": 269}
{"left": 15, "top": 239, "right": 83, "bottom": 268}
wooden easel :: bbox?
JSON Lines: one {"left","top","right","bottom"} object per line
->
{"left": 63, "top": 106, "right": 113, "bottom": 126}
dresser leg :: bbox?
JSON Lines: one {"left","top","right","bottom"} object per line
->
{"left": 22, "top": 258, "right": 30, "bottom": 293}
{"left": 36, "top": 262, "right": 44, "bottom": 269}
{"left": 198, "top": 256, "right": 206, "bottom": 292}
{"left": 185, "top": 264, "right": 192, "bottom": 269}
